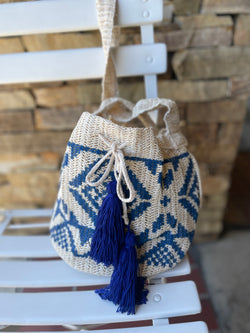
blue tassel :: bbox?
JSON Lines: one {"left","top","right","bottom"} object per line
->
{"left": 90, "top": 180, "right": 124, "bottom": 267}
{"left": 96, "top": 226, "right": 149, "bottom": 315}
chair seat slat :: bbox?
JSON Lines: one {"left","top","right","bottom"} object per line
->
{"left": 0, "top": 257, "right": 190, "bottom": 288}
{"left": 0, "top": 44, "right": 167, "bottom": 84}
{"left": 0, "top": 236, "right": 57, "bottom": 258}
{"left": 7, "top": 223, "right": 50, "bottom": 230}
{"left": 5, "top": 322, "right": 208, "bottom": 333}
{"left": 6, "top": 209, "right": 53, "bottom": 218}
{"left": 0, "top": 282, "right": 201, "bottom": 325}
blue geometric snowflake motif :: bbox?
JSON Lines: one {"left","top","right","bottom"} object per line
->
{"left": 50, "top": 198, "right": 94, "bottom": 258}
{"left": 68, "top": 156, "right": 152, "bottom": 226}
{"left": 137, "top": 219, "right": 195, "bottom": 268}
{"left": 68, "top": 157, "right": 114, "bottom": 224}
{"left": 124, "top": 169, "right": 152, "bottom": 222}
{"left": 51, "top": 142, "right": 156, "bottom": 256}
{"left": 51, "top": 141, "right": 199, "bottom": 265}
{"left": 178, "top": 156, "right": 200, "bottom": 222}
{"left": 135, "top": 152, "right": 200, "bottom": 269}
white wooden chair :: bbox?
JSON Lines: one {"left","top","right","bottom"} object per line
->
{"left": 0, "top": 1, "right": 208, "bottom": 332}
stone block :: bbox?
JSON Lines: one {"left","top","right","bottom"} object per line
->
{"left": 197, "top": 162, "right": 209, "bottom": 180}
{"left": 198, "top": 207, "right": 226, "bottom": 221}
{"left": 189, "top": 144, "right": 238, "bottom": 163}
{"left": 175, "top": 14, "right": 233, "bottom": 29}
{"left": 35, "top": 107, "right": 84, "bottom": 130}
{"left": 172, "top": 46, "right": 250, "bottom": 80}
{"left": 175, "top": 102, "right": 186, "bottom": 123}
{"left": 0, "top": 153, "right": 60, "bottom": 174}
{"left": 118, "top": 83, "right": 145, "bottom": 102}
{"left": 40, "top": 152, "right": 61, "bottom": 169}
{"left": 158, "top": 80, "right": 229, "bottom": 102}
{"left": 22, "top": 32, "right": 101, "bottom": 51}
{"left": 184, "top": 124, "right": 218, "bottom": 144}
{"left": 230, "top": 76, "right": 250, "bottom": 98}
{"left": 203, "top": 193, "right": 228, "bottom": 209}
{"left": 119, "top": 27, "right": 141, "bottom": 45}
{"left": 0, "top": 110, "right": 33, "bottom": 132}
{"left": 160, "top": 27, "right": 232, "bottom": 51}
{"left": 208, "top": 163, "right": 233, "bottom": 178}
{"left": 0, "top": 171, "right": 59, "bottom": 207}
{"left": 0, "top": 37, "right": 24, "bottom": 54}
{"left": 174, "top": 0, "right": 201, "bottom": 15}
{"left": 34, "top": 86, "right": 79, "bottom": 107}
{"left": 189, "top": 27, "right": 232, "bottom": 48}
{"left": 202, "top": 0, "right": 250, "bottom": 14}
{"left": 0, "top": 90, "right": 35, "bottom": 110}
{"left": 34, "top": 80, "right": 229, "bottom": 106}
{"left": 195, "top": 217, "right": 223, "bottom": 238}
{"left": 78, "top": 84, "right": 102, "bottom": 105}
{"left": 234, "top": 15, "right": 250, "bottom": 46}
{"left": 218, "top": 123, "right": 244, "bottom": 145}
{"left": 34, "top": 84, "right": 103, "bottom": 107}
{"left": 187, "top": 100, "right": 247, "bottom": 123}
{"left": 202, "top": 175, "right": 230, "bottom": 195}
{"left": 0, "top": 173, "right": 8, "bottom": 185}
{"left": 0, "top": 81, "right": 63, "bottom": 90}
{"left": 156, "top": 30, "right": 191, "bottom": 51}
{"left": 0, "top": 131, "right": 71, "bottom": 154}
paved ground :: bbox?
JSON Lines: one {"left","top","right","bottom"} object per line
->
{"left": 194, "top": 230, "right": 250, "bottom": 333}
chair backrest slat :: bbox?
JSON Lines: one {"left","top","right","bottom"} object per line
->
{"left": 0, "top": 44, "right": 166, "bottom": 84}
{"left": 0, "top": 0, "right": 166, "bottom": 85}
{"left": 0, "top": 0, "right": 163, "bottom": 37}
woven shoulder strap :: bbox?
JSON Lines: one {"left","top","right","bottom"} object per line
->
{"left": 96, "top": 0, "right": 119, "bottom": 101}
{"left": 95, "top": 0, "right": 180, "bottom": 141}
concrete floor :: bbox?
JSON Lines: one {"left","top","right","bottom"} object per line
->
{"left": 195, "top": 230, "right": 250, "bottom": 333}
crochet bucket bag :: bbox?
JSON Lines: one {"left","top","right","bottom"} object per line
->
{"left": 50, "top": 0, "right": 202, "bottom": 315}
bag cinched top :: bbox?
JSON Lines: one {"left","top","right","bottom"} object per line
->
{"left": 50, "top": 0, "right": 202, "bottom": 315}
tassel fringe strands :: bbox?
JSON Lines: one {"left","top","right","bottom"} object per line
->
{"left": 86, "top": 134, "right": 148, "bottom": 314}
{"left": 96, "top": 225, "right": 149, "bottom": 315}
{"left": 89, "top": 180, "right": 124, "bottom": 267}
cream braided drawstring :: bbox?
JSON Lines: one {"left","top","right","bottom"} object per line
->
{"left": 86, "top": 134, "right": 136, "bottom": 224}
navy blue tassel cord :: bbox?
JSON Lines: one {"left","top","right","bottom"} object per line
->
{"left": 96, "top": 224, "right": 148, "bottom": 315}
{"left": 90, "top": 180, "right": 124, "bottom": 267}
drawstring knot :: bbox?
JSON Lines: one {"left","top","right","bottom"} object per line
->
{"left": 86, "top": 134, "right": 136, "bottom": 204}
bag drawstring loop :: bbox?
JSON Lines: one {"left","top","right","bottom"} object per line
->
{"left": 86, "top": 134, "right": 136, "bottom": 205}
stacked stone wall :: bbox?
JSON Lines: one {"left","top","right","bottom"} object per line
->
{"left": 0, "top": 0, "right": 249, "bottom": 240}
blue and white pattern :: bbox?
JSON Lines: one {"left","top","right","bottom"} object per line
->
{"left": 50, "top": 129, "right": 201, "bottom": 276}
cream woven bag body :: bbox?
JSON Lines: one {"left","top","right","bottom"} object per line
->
{"left": 50, "top": 0, "right": 202, "bottom": 314}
